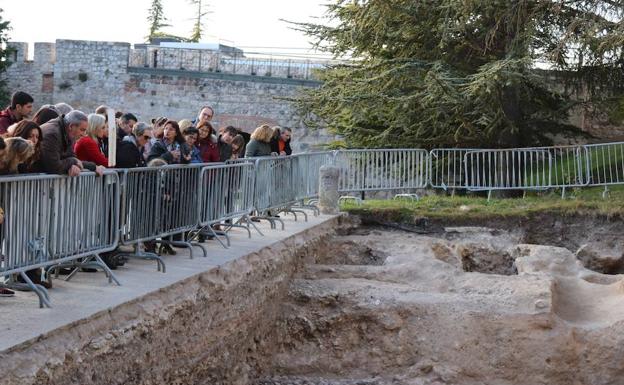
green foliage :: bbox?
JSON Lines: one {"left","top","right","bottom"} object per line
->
{"left": 294, "top": 0, "right": 624, "bottom": 149}
{"left": 0, "top": 9, "right": 13, "bottom": 106}
{"left": 146, "top": 0, "right": 170, "bottom": 42}
{"left": 188, "top": 0, "right": 209, "bottom": 43}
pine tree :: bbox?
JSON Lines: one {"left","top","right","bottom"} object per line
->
{"left": 146, "top": 0, "right": 169, "bottom": 42}
{"left": 188, "top": 0, "right": 209, "bottom": 43}
{"left": 293, "top": 0, "right": 624, "bottom": 149}
{"left": 0, "top": 9, "right": 13, "bottom": 107}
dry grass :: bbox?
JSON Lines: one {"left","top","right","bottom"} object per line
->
{"left": 341, "top": 186, "right": 624, "bottom": 221}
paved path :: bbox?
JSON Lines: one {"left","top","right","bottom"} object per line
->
{"left": 0, "top": 213, "right": 336, "bottom": 352}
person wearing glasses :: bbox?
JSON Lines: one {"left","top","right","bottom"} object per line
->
{"left": 194, "top": 105, "right": 214, "bottom": 127}
{"left": 116, "top": 122, "right": 153, "bottom": 168}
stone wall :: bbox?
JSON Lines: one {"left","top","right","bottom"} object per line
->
{"left": 5, "top": 42, "right": 54, "bottom": 106}
{"left": 3, "top": 39, "right": 337, "bottom": 152}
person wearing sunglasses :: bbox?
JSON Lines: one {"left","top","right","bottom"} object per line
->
{"left": 116, "top": 122, "right": 153, "bottom": 168}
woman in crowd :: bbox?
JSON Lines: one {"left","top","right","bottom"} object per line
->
{"left": 32, "top": 107, "right": 59, "bottom": 126}
{"left": 146, "top": 116, "right": 167, "bottom": 156}
{"left": 9, "top": 120, "right": 44, "bottom": 173}
{"left": 147, "top": 120, "right": 189, "bottom": 164}
{"left": 245, "top": 124, "right": 274, "bottom": 158}
{"left": 74, "top": 113, "right": 109, "bottom": 167}
{"left": 182, "top": 126, "right": 202, "bottom": 163}
{"left": 115, "top": 122, "right": 152, "bottom": 168}
{"left": 0, "top": 137, "right": 34, "bottom": 175}
{"left": 197, "top": 121, "right": 219, "bottom": 162}
{"left": 230, "top": 134, "right": 245, "bottom": 160}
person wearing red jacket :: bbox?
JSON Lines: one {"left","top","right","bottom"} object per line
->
{"left": 74, "top": 113, "right": 109, "bottom": 167}
{"left": 197, "top": 121, "right": 220, "bottom": 162}
{"left": 0, "top": 91, "right": 33, "bottom": 135}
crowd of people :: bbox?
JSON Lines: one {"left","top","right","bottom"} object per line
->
{"left": 0, "top": 91, "right": 294, "bottom": 176}
{"left": 0, "top": 90, "right": 295, "bottom": 296}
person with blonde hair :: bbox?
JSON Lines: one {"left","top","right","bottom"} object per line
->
{"left": 0, "top": 137, "right": 34, "bottom": 175}
{"left": 74, "top": 113, "right": 109, "bottom": 167}
{"left": 245, "top": 124, "right": 274, "bottom": 158}
{"left": 178, "top": 119, "right": 193, "bottom": 133}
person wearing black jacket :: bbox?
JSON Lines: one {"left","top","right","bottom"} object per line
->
{"left": 147, "top": 120, "right": 190, "bottom": 164}
{"left": 116, "top": 122, "right": 152, "bottom": 168}
{"left": 217, "top": 126, "right": 239, "bottom": 161}
{"left": 270, "top": 126, "right": 292, "bottom": 156}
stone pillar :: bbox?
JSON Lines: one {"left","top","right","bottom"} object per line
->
{"left": 319, "top": 165, "right": 340, "bottom": 215}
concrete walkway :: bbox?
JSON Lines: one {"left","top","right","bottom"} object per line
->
{"left": 0, "top": 213, "right": 337, "bottom": 352}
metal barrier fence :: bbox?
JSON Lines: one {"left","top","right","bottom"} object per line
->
{"left": 429, "top": 149, "right": 476, "bottom": 190}
{"left": 334, "top": 149, "right": 429, "bottom": 193}
{"left": 291, "top": 152, "right": 335, "bottom": 201}
{"left": 431, "top": 145, "right": 590, "bottom": 192}
{"left": 198, "top": 163, "right": 256, "bottom": 225}
{"left": 254, "top": 156, "right": 298, "bottom": 214}
{"left": 0, "top": 171, "right": 120, "bottom": 307}
{"left": 585, "top": 142, "right": 624, "bottom": 187}
{"left": 464, "top": 149, "right": 551, "bottom": 191}
{"left": 118, "top": 164, "right": 206, "bottom": 267}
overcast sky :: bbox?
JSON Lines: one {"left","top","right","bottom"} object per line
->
{"left": 1, "top": 0, "right": 331, "bottom": 56}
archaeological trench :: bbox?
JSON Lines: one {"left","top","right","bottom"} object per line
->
{"left": 3, "top": 212, "right": 624, "bottom": 385}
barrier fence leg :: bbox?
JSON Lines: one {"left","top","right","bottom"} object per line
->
{"left": 185, "top": 231, "right": 209, "bottom": 257}
{"left": 212, "top": 228, "right": 231, "bottom": 247}
{"left": 284, "top": 209, "right": 298, "bottom": 221}
{"left": 244, "top": 215, "right": 264, "bottom": 236}
{"left": 224, "top": 218, "right": 252, "bottom": 238}
{"left": 205, "top": 226, "right": 229, "bottom": 249}
{"left": 93, "top": 254, "right": 122, "bottom": 286}
{"left": 14, "top": 273, "right": 52, "bottom": 308}
{"left": 286, "top": 208, "right": 309, "bottom": 222}
{"left": 295, "top": 200, "right": 320, "bottom": 216}
{"left": 161, "top": 237, "right": 197, "bottom": 259}
{"left": 55, "top": 255, "right": 121, "bottom": 286}
{"left": 603, "top": 186, "right": 610, "bottom": 199}
{"left": 117, "top": 244, "right": 166, "bottom": 273}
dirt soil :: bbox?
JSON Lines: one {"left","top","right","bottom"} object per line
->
{"left": 255, "top": 219, "right": 624, "bottom": 385}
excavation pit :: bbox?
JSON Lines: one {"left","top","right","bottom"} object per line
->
{"left": 3, "top": 213, "right": 624, "bottom": 385}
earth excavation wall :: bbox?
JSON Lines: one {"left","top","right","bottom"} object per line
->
{"left": 4, "top": 212, "right": 624, "bottom": 385}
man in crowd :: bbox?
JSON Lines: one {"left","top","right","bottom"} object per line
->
{"left": 195, "top": 105, "right": 214, "bottom": 127}
{"left": 217, "top": 125, "right": 239, "bottom": 162}
{"left": 40, "top": 110, "right": 105, "bottom": 176}
{"left": 0, "top": 91, "right": 34, "bottom": 134}
{"left": 270, "top": 126, "right": 293, "bottom": 155}
{"left": 118, "top": 112, "right": 138, "bottom": 139}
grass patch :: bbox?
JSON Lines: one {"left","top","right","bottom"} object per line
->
{"left": 341, "top": 186, "right": 624, "bottom": 221}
